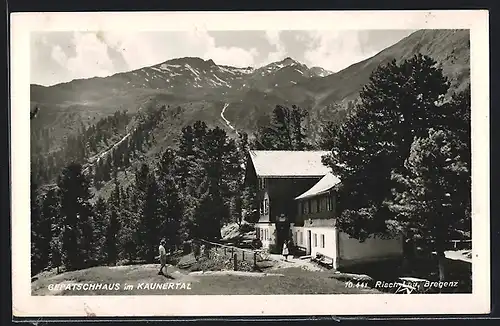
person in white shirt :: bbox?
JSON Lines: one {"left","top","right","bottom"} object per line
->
{"left": 158, "top": 239, "right": 167, "bottom": 275}
{"left": 282, "top": 241, "right": 289, "bottom": 261}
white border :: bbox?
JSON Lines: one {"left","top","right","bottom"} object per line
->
{"left": 11, "top": 10, "right": 490, "bottom": 317}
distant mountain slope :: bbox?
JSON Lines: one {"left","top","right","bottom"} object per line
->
{"left": 297, "top": 29, "right": 470, "bottom": 110}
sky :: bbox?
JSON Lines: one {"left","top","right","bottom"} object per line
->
{"left": 31, "top": 29, "right": 415, "bottom": 86}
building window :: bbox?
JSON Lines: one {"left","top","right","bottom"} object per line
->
{"left": 299, "top": 231, "right": 303, "bottom": 245}
{"left": 321, "top": 234, "right": 325, "bottom": 248}
{"left": 314, "top": 234, "right": 317, "bottom": 247}
{"left": 317, "top": 199, "right": 321, "bottom": 212}
{"left": 261, "top": 229, "right": 264, "bottom": 239}
{"left": 303, "top": 201, "right": 309, "bottom": 214}
{"left": 321, "top": 197, "right": 327, "bottom": 212}
{"left": 264, "top": 198, "right": 269, "bottom": 215}
{"left": 326, "top": 196, "right": 332, "bottom": 211}
{"left": 311, "top": 199, "right": 317, "bottom": 213}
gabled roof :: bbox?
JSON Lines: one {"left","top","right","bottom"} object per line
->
{"left": 295, "top": 172, "right": 341, "bottom": 200}
{"left": 248, "top": 150, "right": 331, "bottom": 178}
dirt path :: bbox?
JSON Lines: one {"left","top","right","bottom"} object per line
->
{"left": 266, "top": 254, "right": 324, "bottom": 271}
{"left": 220, "top": 103, "right": 234, "bottom": 130}
{"left": 88, "top": 131, "right": 132, "bottom": 164}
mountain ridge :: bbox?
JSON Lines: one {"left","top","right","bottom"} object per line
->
{"left": 30, "top": 29, "right": 470, "bottom": 155}
{"left": 31, "top": 55, "right": 330, "bottom": 88}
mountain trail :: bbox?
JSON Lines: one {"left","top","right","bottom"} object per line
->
{"left": 220, "top": 103, "right": 236, "bottom": 132}
{"left": 83, "top": 130, "right": 133, "bottom": 174}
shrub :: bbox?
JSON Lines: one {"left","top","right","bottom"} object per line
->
{"left": 252, "top": 238, "right": 262, "bottom": 249}
{"left": 269, "top": 244, "right": 280, "bottom": 254}
{"left": 238, "top": 222, "right": 255, "bottom": 234}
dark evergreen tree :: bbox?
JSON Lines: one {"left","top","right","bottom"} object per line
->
{"left": 137, "top": 173, "right": 163, "bottom": 262}
{"left": 387, "top": 88, "right": 471, "bottom": 281}
{"left": 58, "top": 163, "right": 94, "bottom": 271}
{"left": 103, "top": 156, "right": 113, "bottom": 182}
{"left": 253, "top": 104, "right": 310, "bottom": 150}
{"left": 317, "top": 120, "right": 341, "bottom": 151}
{"left": 105, "top": 183, "right": 121, "bottom": 265}
{"left": 193, "top": 178, "right": 225, "bottom": 240}
{"left": 93, "top": 196, "right": 109, "bottom": 264}
{"left": 290, "top": 105, "right": 309, "bottom": 150}
{"left": 322, "top": 54, "right": 451, "bottom": 241}
{"left": 30, "top": 175, "right": 43, "bottom": 275}
{"left": 36, "top": 188, "right": 59, "bottom": 272}
{"left": 156, "top": 148, "right": 184, "bottom": 250}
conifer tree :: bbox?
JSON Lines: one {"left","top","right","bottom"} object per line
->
{"left": 137, "top": 173, "right": 163, "bottom": 261}
{"left": 194, "top": 178, "right": 225, "bottom": 240}
{"left": 387, "top": 88, "right": 471, "bottom": 281}
{"left": 156, "top": 148, "right": 184, "bottom": 249}
{"left": 322, "top": 54, "right": 451, "bottom": 241}
{"left": 93, "top": 196, "right": 109, "bottom": 264}
{"left": 317, "top": 120, "right": 341, "bottom": 151}
{"left": 30, "top": 175, "right": 42, "bottom": 275}
{"left": 253, "top": 104, "right": 310, "bottom": 150}
{"left": 37, "top": 188, "right": 59, "bottom": 271}
{"left": 105, "top": 182, "right": 121, "bottom": 265}
{"left": 58, "top": 163, "right": 94, "bottom": 271}
{"left": 290, "top": 105, "right": 309, "bottom": 150}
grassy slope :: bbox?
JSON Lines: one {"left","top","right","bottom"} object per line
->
{"left": 31, "top": 264, "right": 380, "bottom": 295}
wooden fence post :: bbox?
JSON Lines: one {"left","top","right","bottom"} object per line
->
{"left": 242, "top": 251, "right": 245, "bottom": 260}
{"left": 233, "top": 253, "right": 238, "bottom": 271}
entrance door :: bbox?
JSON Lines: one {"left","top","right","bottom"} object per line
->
{"left": 307, "top": 230, "right": 312, "bottom": 255}
{"left": 276, "top": 222, "right": 289, "bottom": 251}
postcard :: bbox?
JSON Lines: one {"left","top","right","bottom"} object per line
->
{"left": 11, "top": 10, "right": 490, "bottom": 317}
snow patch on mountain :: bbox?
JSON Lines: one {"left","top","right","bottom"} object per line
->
{"left": 213, "top": 74, "right": 230, "bottom": 87}
{"left": 184, "top": 64, "right": 201, "bottom": 79}
{"left": 159, "top": 63, "right": 182, "bottom": 71}
{"left": 235, "top": 67, "right": 254, "bottom": 74}
{"left": 218, "top": 66, "right": 236, "bottom": 75}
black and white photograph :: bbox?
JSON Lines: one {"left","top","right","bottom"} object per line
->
{"left": 11, "top": 10, "right": 489, "bottom": 317}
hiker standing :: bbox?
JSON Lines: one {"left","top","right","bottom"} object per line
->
{"left": 158, "top": 239, "right": 167, "bottom": 275}
{"left": 282, "top": 241, "right": 289, "bottom": 261}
